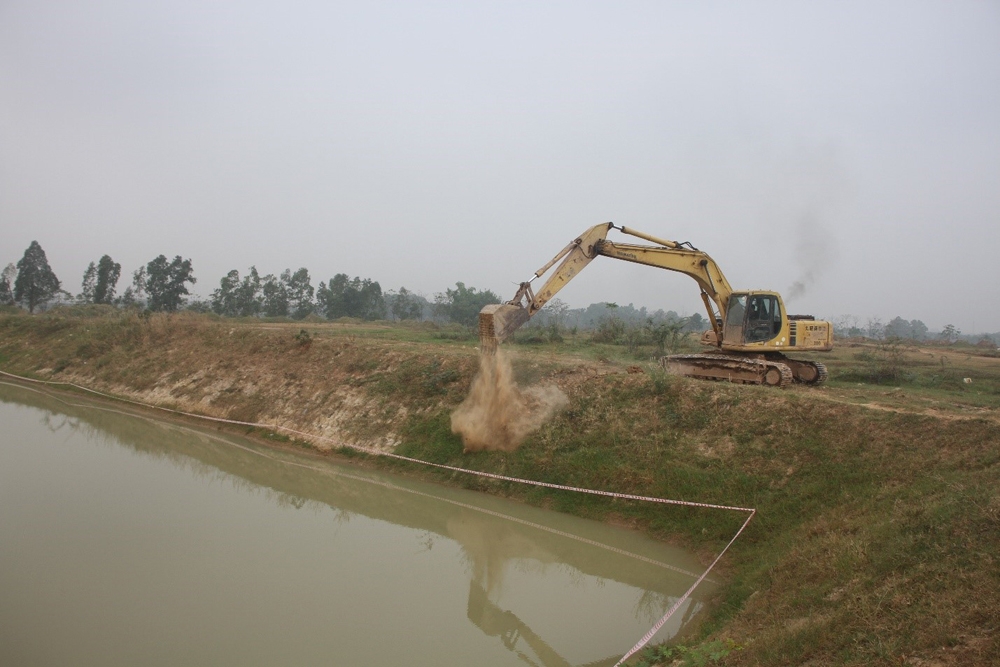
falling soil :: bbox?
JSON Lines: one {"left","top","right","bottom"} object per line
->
{"left": 451, "top": 349, "right": 568, "bottom": 453}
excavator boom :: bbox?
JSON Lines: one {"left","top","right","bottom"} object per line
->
{"left": 480, "top": 222, "right": 733, "bottom": 349}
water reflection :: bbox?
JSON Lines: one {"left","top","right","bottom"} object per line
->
{"left": 0, "top": 382, "right": 711, "bottom": 666}
{"left": 469, "top": 579, "right": 573, "bottom": 667}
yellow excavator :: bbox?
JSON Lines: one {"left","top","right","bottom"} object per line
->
{"left": 479, "top": 222, "right": 832, "bottom": 388}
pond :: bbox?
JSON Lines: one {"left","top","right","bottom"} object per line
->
{"left": 0, "top": 382, "right": 713, "bottom": 666}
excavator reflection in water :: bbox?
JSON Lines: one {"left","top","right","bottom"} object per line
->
{"left": 468, "top": 580, "right": 574, "bottom": 667}
{"left": 467, "top": 579, "right": 704, "bottom": 667}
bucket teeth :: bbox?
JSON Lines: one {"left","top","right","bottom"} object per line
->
{"left": 479, "top": 304, "right": 530, "bottom": 351}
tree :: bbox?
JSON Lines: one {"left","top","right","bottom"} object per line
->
{"left": 592, "top": 303, "right": 627, "bottom": 344}
{"left": 94, "top": 255, "right": 122, "bottom": 304}
{"left": 432, "top": 294, "right": 448, "bottom": 320}
{"left": 117, "top": 267, "right": 147, "bottom": 308}
{"left": 144, "top": 255, "right": 196, "bottom": 312}
{"left": 866, "top": 317, "right": 885, "bottom": 340}
{"left": 79, "top": 262, "right": 97, "bottom": 303}
{"left": 235, "top": 268, "right": 262, "bottom": 316}
{"left": 212, "top": 270, "right": 240, "bottom": 315}
{"left": 388, "top": 286, "right": 423, "bottom": 321}
{"left": 0, "top": 263, "right": 15, "bottom": 306}
{"left": 647, "top": 317, "right": 688, "bottom": 355}
{"left": 316, "top": 274, "right": 349, "bottom": 319}
{"left": 883, "top": 317, "right": 928, "bottom": 341}
{"left": 834, "top": 314, "right": 862, "bottom": 338}
{"left": 437, "top": 282, "right": 500, "bottom": 327}
{"left": 940, "top": 324, "right": 961, "bottom": 344}
{"left": 884, "top": 316, "right": 911, "bottom": 339}
{"left": 684, "top": 311, "right": 706, "bottom": 332}
{"left": 260, "top": 273, "right": 289, "bottom": 317}
{"left": 532, "top": 298, "right": 570, "bottom": 342}
{"left": 544, "top": 298, "right": 569, "bottom": 326}
{"left": 282, "top": 268, "right": 314, "bottom": 320}
{"left": 14, "top": 241, "right": 61, "bottom": 313}
{"left": 212, "top": 267, "right": 262, "bottom": 317}
{"left": 353, "top": 277, "right": 385, "bottom": 320}
{"left": 317, "top": 273, "right": 386, "bottom": 320}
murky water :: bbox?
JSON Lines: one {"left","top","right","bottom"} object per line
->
{"left": 0, "top": 382, "right": 712, "bottom": 666}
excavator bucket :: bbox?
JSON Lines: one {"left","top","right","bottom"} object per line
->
{"left": 479, "top": 304, "right": 530, "bottom": 352}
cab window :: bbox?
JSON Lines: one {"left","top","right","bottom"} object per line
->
{"left": 723, "top": 294, "right": 747, "bottom": 344}
{"left": 744, "top": 295, "right": 781, "bottom": 343}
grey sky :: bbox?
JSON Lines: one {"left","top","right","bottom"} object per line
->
{"left": 2, "top": 1, "right": 998, "bottom": 331}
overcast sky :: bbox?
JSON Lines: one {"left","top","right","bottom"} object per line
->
{"left": 2, "top": 1, "right": 998, "bottom": 331}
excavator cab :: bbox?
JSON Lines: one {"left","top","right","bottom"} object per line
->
{"left": 746, "top": 293, "right": 783, "bottom": 344}
{"left": 723, "top": 292, "right": 783, "bottom": 346}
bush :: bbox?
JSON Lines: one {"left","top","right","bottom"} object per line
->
{"left": 294, "top": 328, "right": 312, "bottom": 348}
{"left": 591, "top": 315, "right": 627, "bottom": 344}
{"left": 855, "top": 336, "right": 908, "bottom": 383}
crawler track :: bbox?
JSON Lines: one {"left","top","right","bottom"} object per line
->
{"left": 662, "top": 354, "right": 794, "bottom": 387}
{"left": 777, "top": 358, "right": 829, "bottom": 385}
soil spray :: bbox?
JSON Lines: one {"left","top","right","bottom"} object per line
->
{"left": 451, "top": 349, "right": 568, "bottom": 452}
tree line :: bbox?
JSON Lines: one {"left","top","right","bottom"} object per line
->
{"left": 0, "top": 241, "right": 501, "bottom": 326}
{"left": 13, "top": 240, "right": 987, "bottom": 343}
{"left": 830, "top": 314, "right": 995, "bottom": 346}
{"left": 1, "top": 241, "right": 196, "bottom": 314}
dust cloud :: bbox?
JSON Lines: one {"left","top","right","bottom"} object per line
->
{"left": 451, "top": 350, "right": 568, "bottom": 453}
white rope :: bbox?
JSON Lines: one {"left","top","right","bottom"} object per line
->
{"left": 0, "top": 369, "right": 755, "bottom": 664}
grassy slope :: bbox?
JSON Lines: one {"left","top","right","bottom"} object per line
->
{"left": 1, "top": 308, "right": 998, "bottom": 666}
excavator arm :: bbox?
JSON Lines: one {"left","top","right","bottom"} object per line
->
{"left": 479, "top": 222, "right": 734, "bottom": 349}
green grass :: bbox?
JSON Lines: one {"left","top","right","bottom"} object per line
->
{"left": 820, "top": 339, "right": 1000, "bottom": 411}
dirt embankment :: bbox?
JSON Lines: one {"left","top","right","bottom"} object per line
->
{"left": 0, "top": 312, "right": 476, "bottom": 452}
{"left": 0, "top": 311, "right": 602, "bottom": 455}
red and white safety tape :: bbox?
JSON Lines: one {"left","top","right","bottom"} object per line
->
{"left": 0, "top": 369, "right": 755, "bottom": 665}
